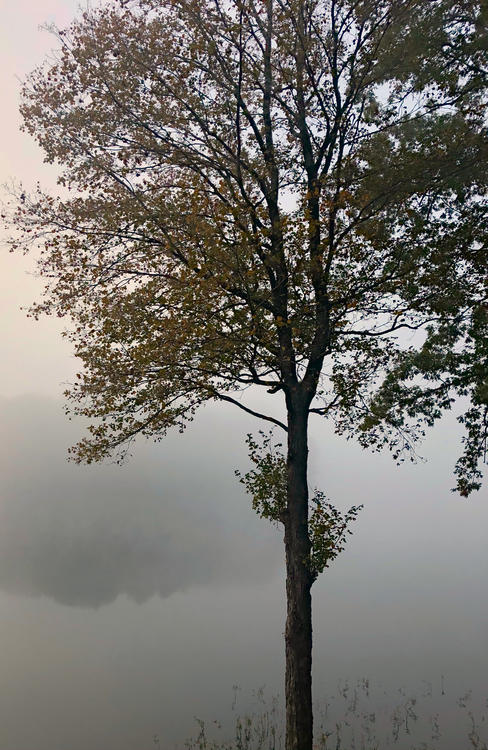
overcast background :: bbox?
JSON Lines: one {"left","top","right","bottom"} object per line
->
{"left": 1, "top": 2, "right": 487, "bottom": 749}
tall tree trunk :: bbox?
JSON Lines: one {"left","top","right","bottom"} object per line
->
{"left": 284, "top": 387, "right": 313, "bottom": 750}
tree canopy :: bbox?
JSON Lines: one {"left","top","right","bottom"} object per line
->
{"left": 8, "top": 0, "right": 487, "bottom": 494}
{"left": 9, "top": 0, "right": 486, "bottom": 495}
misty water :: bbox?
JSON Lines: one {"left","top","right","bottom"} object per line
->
{"left": 0, "top": 395, "right": 486, "bottom": 750}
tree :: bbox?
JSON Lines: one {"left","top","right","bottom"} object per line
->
{"left": 6, "top": 1, "right": 487, "bottom": 749}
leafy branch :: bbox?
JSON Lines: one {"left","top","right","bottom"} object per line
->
{"left": 236, "top": 430, "right": 363, "bottom": 579}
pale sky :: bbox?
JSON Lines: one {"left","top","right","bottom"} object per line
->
{"left": 0, "top": 3, "right": 487, "bottom": 750}
{"left": 0, "top": 0, "right": 80, "bottom": 397}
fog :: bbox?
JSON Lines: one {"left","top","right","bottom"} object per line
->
{"left": 0, "top": 396, "right": 282, "bottom": 607}
{"left": 1, "top": 2, "right": 487, "bottom": 749}
{"left": 0, "top": 393, "right": 486, "bottom": 749}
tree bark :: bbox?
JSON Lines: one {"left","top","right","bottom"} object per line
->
{"left": 284, "top": 387, "right": 313, "bottom": 750}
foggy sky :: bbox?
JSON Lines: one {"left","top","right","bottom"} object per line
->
{"left": 1, "top": 2, "right": 487, "bottom": 750}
